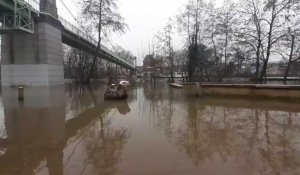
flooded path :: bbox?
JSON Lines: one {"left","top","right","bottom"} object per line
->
{"left": 1, "top": 82, "right": 300, "bottom": 175}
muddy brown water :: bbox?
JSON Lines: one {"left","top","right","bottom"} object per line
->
{"left": 0, "top": 82, "right": 300, "bottom": 175}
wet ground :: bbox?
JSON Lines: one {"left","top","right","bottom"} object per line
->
{"left": 0, "top": 81, "right": 300, "bottom": 175}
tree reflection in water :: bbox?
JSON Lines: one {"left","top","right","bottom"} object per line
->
{"left": 66, "top": 85, "right": 130, "bottom": 175}
{"left": 141, "top": 82, "right": 300, "bottom": 175}
{"left": 65, "top": 83, "right": 106, "bottom": 120}
{"left": 175, "top": 99, "right": 300, "bottom": 175}
{"left": 142, "top": 83, "right": 175, "bottom": 140}
{"left": 84, "top": 116, "right": 129, "bottom": 175}
{"left": 0, "top": 84, "right": 131, "bottom": 175}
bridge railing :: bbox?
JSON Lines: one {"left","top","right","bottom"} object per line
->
{"left": 58, "top": 16, "right": 134, "bottom": 68}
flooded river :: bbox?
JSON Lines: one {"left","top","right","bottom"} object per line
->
{"left": 0, "top": 81, "right": 300, "bottom": 175}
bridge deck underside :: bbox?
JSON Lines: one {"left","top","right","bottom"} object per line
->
{"left": 0, "top": 0, "right": 14, "bottom": 14}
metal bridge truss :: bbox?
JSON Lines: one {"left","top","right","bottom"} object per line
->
{"left": 0, "top": 0, "right": 36, "bottom": 34}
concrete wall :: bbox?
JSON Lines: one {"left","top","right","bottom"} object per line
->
{"left": 1, "top": 64, "right": 63, "bottom": 86}
{"left": 1, "top": 34, "right": 12, "bottom": 65}
{"left": 194, "top": 84, "right": 300, "bottom": 99}
{"left": 37, "top": 22, "right": 63, "bottom": 65}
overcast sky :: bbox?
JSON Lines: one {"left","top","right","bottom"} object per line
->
{"left": 57, "top": 0, "right": 224, "bottom": 65}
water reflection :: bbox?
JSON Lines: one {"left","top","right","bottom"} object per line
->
{"left": 0, "top": 84, "right": 131, "bottom": 175}
{"left": 0, "top": 86, "right": 66, "bottom": 175}
{"left": 84, "top": 116, "right": 129, "bottom": 175}
{"left": 65, "top": 84, "right": 106, "bottom": 120}
{"left": 0, "top": 82, "right": 300, "bottom": 175}
{"left": 142, "top": 83, "right": 175, "bottom": 140}
{"left": 65, "top": 83, "right": 133, "bottom": 120}
{"left": 65, "top": 93, "right": 130, "bottom": 175}
{"left": 142, "top": 82, "right": 300, "bottom": 175}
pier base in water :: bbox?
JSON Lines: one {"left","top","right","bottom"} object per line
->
{"left": 18, "top": 87, "right": 24, "bottom": 101}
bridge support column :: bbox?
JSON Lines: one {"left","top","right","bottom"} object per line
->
{"left": 1, "top": 0, "right": 64, "bottom": 86}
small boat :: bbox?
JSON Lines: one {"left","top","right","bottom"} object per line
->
{"left": 104, "top": 83, "right": 128, "bottom": 100}
{"left": 169, "top": 83, "right": 184, "bottom": 88}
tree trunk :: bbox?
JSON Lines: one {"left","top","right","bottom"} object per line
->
{"left": 255, "top": 41, "right": 261, "bottom": 80}
{"left": 211, "top": 34, "right": 222, "bottom": 81}
{"left": 87, "top": 0, "right": 103, "bottom": 83}
{"left": 205, "top": 68, "right": 210, "bottom": 82}
{"left": 253, "top": 9, "right": 262, "bottom": 81}
{"left": 170, "top": 55, "right": 174, "bottom": 82}
{"left": 284, "top": 35, "right": 295, "bottom": 83}
{"left": 224, "top": 28, "right": 228, "bottom": 76}
{"left": 188, "top": 44, "right": 196, "bottom": 82}
{"left": 260, "top": 4, "right": 276, "bottom": 80}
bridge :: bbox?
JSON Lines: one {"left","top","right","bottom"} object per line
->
{"left": 0, "top": 0, "right": 135, "bottom": 86}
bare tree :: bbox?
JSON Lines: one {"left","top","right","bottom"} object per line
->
{"left": 174, "top": 50, "right": 188, "bottom": 82}
{"left": 114, "top": 45, "right": 136, "bottom": 66}
{"left": 216, "top": 0, "right": 236, "bottom": 75}
{"left": 259, "top": 0, "right": 297, "bottom": 79}
{"left": 237, "top": 0, "right": 298, "bottom": 81}
{"left": 65, "top": 48, "right": 97, "bottom": 83}
{"left": 283, "top": 34, "right": 300, "bottom": 82}
{"left": 177, "top": 0, "right": 204, "bottom": 81}
{"left": 177, "top": 0, "right": 237, "bottom": 81}
{"left": 277, "top": 4, "right": 300, "bottom": 82}
{"left": 171, "top": 0, "right": 300, "bottom": 83}
{"left": 237, "top": 0, "right": 266, "bottom": 80}
{"left": 81, "top": 0, "right": 128, "bottom": 83}
{"left": 156, "top": 19, "right": 175, "bottom": 82}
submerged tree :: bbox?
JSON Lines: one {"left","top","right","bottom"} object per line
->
{"left": 85, "top": 116, "right": 129, "bottom": 175}
{"left": 81, "top": 0, "right": 127, "bottom": 83}
{"left": 65, "top": 48, "right": 97, "bottom": 83}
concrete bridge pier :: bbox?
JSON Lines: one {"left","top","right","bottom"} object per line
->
{"left": 1, "top": 0, "right": 64, "bottom": 86}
